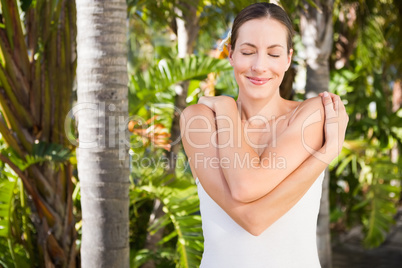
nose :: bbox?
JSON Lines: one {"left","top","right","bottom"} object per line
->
{"left": 251, "top": 53, "right": 268, "bottom": 73}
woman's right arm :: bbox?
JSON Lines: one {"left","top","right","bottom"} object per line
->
{"left": 180, "top": 93, "right": 348, "bottom": 236}
{"left": 198, "top": 95, "right": 326, "bottom": 203}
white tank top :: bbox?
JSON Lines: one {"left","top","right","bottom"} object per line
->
{"left": 196, "top": 172, "right": 324, "bottom": 268}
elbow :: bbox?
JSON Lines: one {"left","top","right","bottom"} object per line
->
{"left": 232, "top": 191, "right": 250, "bottom": 203}
{"left": 231, "top": 184, "right": 257, "bottom": 203}
{"left": 245, "top": 226, "right": 265, "bottom": 237}
{"left": 230, "top": 181, "right": 270, "bottom": 203}
{"left": 250, "top": 229, "right": 264, "bottom": 237}
{"left": 241, "top": 211, "right": 266, "bottom": 236}
{"left": 237, "top": 201, "right": 274, "bottom": 236}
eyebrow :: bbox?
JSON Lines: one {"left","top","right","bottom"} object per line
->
{"left": 240, "top": 42, "right": 284, "bottom": 49}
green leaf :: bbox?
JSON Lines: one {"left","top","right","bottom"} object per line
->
{"left": 0, "top": 178, "right": 17, "bottom": 238}
{"left": 32, "top": 141, "right": 72, "bottom": 162}
{"left": 129, "top": 55, "right": 232, "bottom": 113}
{"left": 133, "top": 182, "right": 203, "bottom": 267}
{"left": 20, "top": 0, "right": 33, "bottom": 11}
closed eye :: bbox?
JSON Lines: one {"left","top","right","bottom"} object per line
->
{"left": 269, "top": 54, "right": 280, "bottom": 58}
{"left": 241, "top": 52, "right": 254, "bottom": 56}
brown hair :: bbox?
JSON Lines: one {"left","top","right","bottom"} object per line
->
{"left": 230, "top": 3, "right": 294, "bottom": 53}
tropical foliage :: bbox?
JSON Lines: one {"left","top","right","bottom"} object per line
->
{"left": 127, "top": 3, "right": 402, "bottom": 268}
{"left": 128, "top": 54, "right": 232, "bottom": 266}
{"left": 129, "top": 171, "right": 203, "bottom": 267}
{"left": 0, "top": 0, "right": 77, "bottom": 266}
{"left": 0, "top": 163, "right": 32, "bottom": 267}
{"left": 126, "top": 2, "right": 238, "bottom": 266}
{"left": 0, "top": 0, "right": 401, "bottom": 266}
{"left": 328, "top": 0, "right": 402, "bottom": 248}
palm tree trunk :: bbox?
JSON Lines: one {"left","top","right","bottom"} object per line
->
{"left": 76, "top": 1, "right": 130, "bottom": 267}
{"left": 300, "top": 1, "right": 334, "bottom": 267}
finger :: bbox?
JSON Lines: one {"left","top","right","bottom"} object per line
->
{"left": 332, "top": 99, "right": 340, "bottom": 117}
{"left": 332, "top": 95, "right": 340, "bottom": 111}
{"left": 321, "top": 91, "right": 332, "bottom": 106}
{"left": 320, "top": 92, "right": 334, "bottom": 96}
{"left": 325, "top": 92, "right": 339, "bottom": 102}
{"left": 327, "top": 92, "right": 338, "bottom": 97}
{"left": 198, "top": 96, "right": 209, "bottom": 103}
{"left": 324, "top": 93, "right": 336, "bottom": 103}
{"left": 321, "top": 92, "right": 336, "bottom": 119}
{"left": 323, "top": 92, "right": 339, "bottom": 111}
{"left": 198, "top": 96, "right": 208, "bottom": 106}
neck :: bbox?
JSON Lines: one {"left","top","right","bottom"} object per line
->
{"left": 236, "top": 92, "right": 285, "bottom": 122}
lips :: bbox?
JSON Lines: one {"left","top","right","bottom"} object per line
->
{"left": 247, "top": 76, "right": 271, "bottom": 85}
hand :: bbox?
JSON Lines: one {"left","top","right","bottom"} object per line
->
{"left": 198, "top": 95, "right": 235, "bottom": 112}
{"left": 319, "top": 91, "right": 349, "bottom": 161}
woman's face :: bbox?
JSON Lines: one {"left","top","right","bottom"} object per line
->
{"left": 229, "top": 18, "right": 292, "bottom": 101}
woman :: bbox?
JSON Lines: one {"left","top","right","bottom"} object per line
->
{"left": 180, "top": 3, "right": 348, "bottom": 267}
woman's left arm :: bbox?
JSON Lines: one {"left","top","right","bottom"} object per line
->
{"left": 182, "top": 92, "right": 347, "bottom": 235}
{"left": 198, "top": 96, "right": 325, "bottom": 202}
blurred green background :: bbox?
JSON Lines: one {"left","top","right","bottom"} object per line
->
{"left": 0, "top": 0, "right": 401, "bottom": 267}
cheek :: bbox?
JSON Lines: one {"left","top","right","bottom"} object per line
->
{"left": 232, "top": 56, "right": 250, "bottom": 71}
{"left": 271, "top": 58, "right": 289, "bottom": 74}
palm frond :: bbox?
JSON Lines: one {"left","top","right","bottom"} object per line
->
{"left": 0, "top": 169, "right": 31, "bottom": 267}
{"left": 0, "top": 141, "right": 72, "bottom": 173}
{"left": 355, "top": 16, "right": 386, "bottom": 74}
{"left": 129, "top": 55, "right": 232, "bottom": 112}
{"left": 0, "top": 178, "right": 17, "bottom": 238}
{"left": 133, "top": 182, "right": 203, "bottom": 267}
{"left": 350, "top": 156, "right": 400, "bottom": 248}
{"left": 31, "top": 141, "right": 72, "bottom": 163}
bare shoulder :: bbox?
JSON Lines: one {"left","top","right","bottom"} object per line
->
{"left": 289, "top": 96, "right": 324, "bottom": 126}
{"left": 298, "top": 96, "right": 324, "bottom": 113}
{"left": 180, "top": 104, "right": 216, "bottom": 135}
{"left": 181, "top": 103, "right": 214, "bottom": 119}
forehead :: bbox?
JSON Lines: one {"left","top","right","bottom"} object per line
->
{"left": 236, "top": 18, "right": 288, "bottom": 47}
